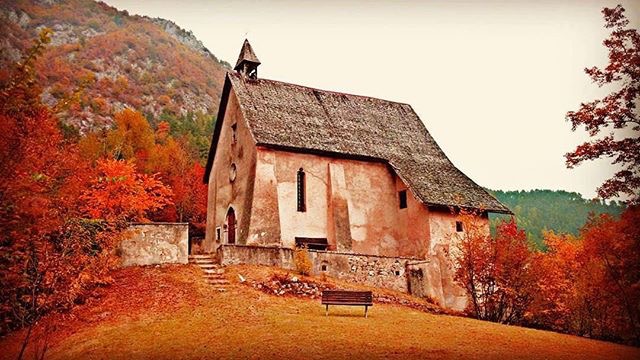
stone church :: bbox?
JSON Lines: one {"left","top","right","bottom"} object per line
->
{"left": 203, "top": 40, "right": 511, "bottom": 310}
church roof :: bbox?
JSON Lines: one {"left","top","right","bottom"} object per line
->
{"left": 234, "top": 39, "right": 260, "bottom": 70}
{"left": 205, "top": 72, "right": 511, "bottom": 214}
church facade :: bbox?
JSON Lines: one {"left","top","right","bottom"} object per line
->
{"left": 203, "top": 40, "right": 511, "bottom": 310}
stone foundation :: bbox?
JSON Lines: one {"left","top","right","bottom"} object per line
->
{"left": 120, "top": 223, "right": 189, "bottom": 266}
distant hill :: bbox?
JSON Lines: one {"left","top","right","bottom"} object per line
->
{"left": 0, "top": 0, "right": 230, "bottom": 130}
{"left": 489, "top": 189, "right": 625, "bottom": 248}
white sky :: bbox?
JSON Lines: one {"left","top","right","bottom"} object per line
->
{"left": 106, "top": 0, "right": 640, "bottom": 200}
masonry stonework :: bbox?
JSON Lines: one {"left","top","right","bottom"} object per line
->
{"left": 220, "top": 244, "right": 467, "bottom": 310}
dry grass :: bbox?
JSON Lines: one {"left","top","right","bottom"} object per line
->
{"left": 1, "top": 264, "right": 638, "bottom": 360}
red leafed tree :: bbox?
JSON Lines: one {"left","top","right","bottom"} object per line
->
{"left": 81, "top": 159, "right": 173, "bottom": 222}
{"left": 454, "top": 213, "right": 536, "bottom": 324}
{"left": 565, "top": 5, "right": 640, "bottom": 203}
{"left": 0, "top": 30, "right": 123, "bottom": 357}
{"left": 579, "top": 208, "right": 640, "bottom": 343}
{"left": 530, "top": 207, "right": 640, "bottom": 344}
{"left": 531, "top": 232, "right": 586, "bottom": 333}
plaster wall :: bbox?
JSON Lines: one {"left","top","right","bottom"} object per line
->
{"left": 428, "top": 210, "right": 489, "bottom": 254}
{"left": 256, "top": 149, "right": 431, "bottom": 258}
{"left": 120, "top": 223, "right": 189, "bottom": 266}
{"left": 205, "top": 88, "right": 257, "bottom": 251}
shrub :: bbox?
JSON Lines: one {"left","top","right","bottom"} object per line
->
{"left": 293, "top": 247, "right": 312, "bottom": 276}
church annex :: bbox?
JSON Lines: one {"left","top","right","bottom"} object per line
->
{"left": 203, "top": 40, "right": 511, "bottom": 310}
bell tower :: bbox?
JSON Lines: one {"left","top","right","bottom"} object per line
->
{"left": 234, "top": 39, "right": 260, "bottom": 79}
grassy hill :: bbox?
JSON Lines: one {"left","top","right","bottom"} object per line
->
{"left": 1, "top": 265, "right": 637, "bottom": 359}
{"left": 0, "top": 0, "right": 229, "bottom": 131}
{"left": 489, "top": 189, "right": 624, "bottom": 248}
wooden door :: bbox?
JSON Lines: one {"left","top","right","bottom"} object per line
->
{"left": 226, "top": 208, "right": 236, "bottom": 244}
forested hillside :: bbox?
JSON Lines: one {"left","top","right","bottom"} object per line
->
{"left": 489, "top": 189, "right": 624, "bottom": 248}
{"left": 0, "top": 0, "right": 229, "bottom": 131}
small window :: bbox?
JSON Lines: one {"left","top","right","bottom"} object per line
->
{"left": 231, "top": 123, "right": 237, "bottom": 143}
{"left": 321, "top": 264, "right": 327, "bottom": 272}
{"left": 297, "top": 168, "right": 306, "bottom": 212}
{"left": 395, "top": 270, "right": 401, "bottom": 276}
{"left": 215, "top": 227, "right": 221, "bottom": 242}
{"left": 398, "top": 190, "right": 407, "bottom": 209}
{"left": 456, "top": 221, "right": 464, "bottom": 232}
{"left": 229, "top": 163, "right": 237, "bottom": 182}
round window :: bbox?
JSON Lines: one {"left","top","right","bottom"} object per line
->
{"left": 229, "top": 163, "right": 237, "bottom": 182}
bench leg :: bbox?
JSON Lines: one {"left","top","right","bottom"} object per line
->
{"left": 365, "top": 305, "right": 368, "bottom": 318}
{"left": 325, "top": 304, "right": 328, "bottom": 317}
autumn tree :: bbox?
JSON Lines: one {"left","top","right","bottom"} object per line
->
{"left": 106, "top": 108, "right": 155, "bottom": 162}
{"left": 579, "top": 208, "right": 640, "bottom": 343}
{"left": 81, "top": 159, "right": 173, "bottom": 222}
{"left": 0, "top": 30, "right": 123, "bottom": 358}
{"left": 566, "top": 5, "right": 640, "bottom": 203}
{"left": 81, "top": 113, "right": 208, "bottom": 228}
{"left": 454, "top": 213, "right": 536, "bottom": 324}
{"left": 529, "top": 208, "right": 640, "bottom": 344}
{"left": 530, "top": 232, "right": 586, "bottom": 333}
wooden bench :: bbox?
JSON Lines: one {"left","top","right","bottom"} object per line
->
{"left": 321, "top": 290, "right": 373, "bottom": 318}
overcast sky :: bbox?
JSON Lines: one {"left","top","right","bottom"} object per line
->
{"left": 106, "top": 0, "right": 639, "bottom": 200}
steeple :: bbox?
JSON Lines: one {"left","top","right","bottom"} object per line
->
{"left": 234, "top": 39, "right": 260, "bottom": 79}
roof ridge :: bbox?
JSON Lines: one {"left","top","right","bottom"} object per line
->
{"left": 228, "top": 72, "right": 412, "bottom": 108}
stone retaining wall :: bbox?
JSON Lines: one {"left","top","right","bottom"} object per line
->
{"left": 120, "top": 223, "right": 189, "bottom": 266}
{"left": 219, "top": 244, "right": 467, "bottom": 311}
{"left": 220, "top": 244, "right": 294, "bottom": 269}
{"left": 307, "top": 250, "right": 411, "bottom": 293}
{"left": 220, "top": 245, "right": 416, "bottom": 295}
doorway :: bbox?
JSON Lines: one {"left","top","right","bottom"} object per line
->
{"left": 226, "top": 207, "right": 236, "bottom": 244}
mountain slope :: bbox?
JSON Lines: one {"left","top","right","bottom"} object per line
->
{"left": 0, "top": 0, "right": 229, "bottom": 130}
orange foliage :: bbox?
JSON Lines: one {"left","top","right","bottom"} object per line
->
{"left": 81, "top": 109, "right": 209, "bottom": 230}
{"left": 530, "top": 232, "right": 584, "bottom": 331}
{"left": 0, "top": 30, "right": 123, "bottom": 340}
{"left": 106, "top": 108, "right": 155, "bottom": 161}
{"left": 81, "top": 159, "right": 173, "bottom": 222}
{"left": 454, "top": 213, "right": 537, "bottom": 324}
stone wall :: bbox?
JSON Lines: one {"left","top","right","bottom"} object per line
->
{"left": 220, "top": 244, "right": 294, "bottom": 269}
{"left": 220, "top": 245, "right": 412, "bottom": 293}
{"left": 307, "top": 250, "right": 411, "bottom": 293}
{"left": 219, "top": 244, "right": 467, "bottom": 311}
{"left": 120, "top": 223, "right": 189, "bottom": 266}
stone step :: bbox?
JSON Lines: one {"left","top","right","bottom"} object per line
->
{"left": 206, "top": 279, "right": 230, "bottom": 285}
{"left": 188, "top": 254, "right": 214, "bottom": 259}
{"left": 197, "top": 263, "right": 219, "bottom": 269}
{"left": 193, "top": 260, "right": 217, "bottom": 265}
{"left": 203, "top": 268, "right": 225, "bottom": 275}
{"left": 191, "top": 260, "right": 216, "bottom": 265}
{"left": 203, "top": 273, "right": 226, "bottom": 280}
{"left": 191, "top": 256, "right": 215, "bottom": 261}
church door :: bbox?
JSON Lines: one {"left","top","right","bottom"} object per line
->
{"left": 226, "top": 208, "right": 236, "bottom": 244}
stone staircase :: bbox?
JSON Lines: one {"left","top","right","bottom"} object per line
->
{"left": 188, "top": 254, "right": 229, "bottom": 291}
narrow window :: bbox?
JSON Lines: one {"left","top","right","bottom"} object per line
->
{"left": 321, "top": 264, "right": 328, "bottom": 272}
{"left": 231, "top": 123, "right": 237, "bottom": 144}
{"left": 229, "top": 163, "right": 237, "bottom": 182}
{"left": 297, "top": 168, "right": 306, "bottom": 212}
{"left": 456, "top": 221, "right": 464, "bottom": 232}
{"left": 215, "top": 227, "right": 221, "bottom": 242}
{"left": 398, "top": 190, "right": 407, "bottom": 209}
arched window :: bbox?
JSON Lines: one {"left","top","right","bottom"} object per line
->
{"left": 297, "top": 168, "right": 306, "bottom": 212}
